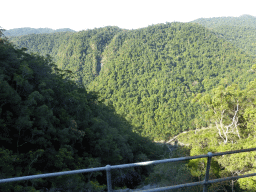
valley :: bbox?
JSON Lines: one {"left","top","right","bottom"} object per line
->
{"left": 1, "top": 15, "right": 256, "bottom": 191}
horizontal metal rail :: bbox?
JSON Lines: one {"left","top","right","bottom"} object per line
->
{"left": 1, "top": 147, "right": 256, "bottom": 192}
{"left": 135, "top": 172, "right": 256, "bottom": 192}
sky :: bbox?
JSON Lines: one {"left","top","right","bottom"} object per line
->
{"left": 1, "top": 0, "right": 256, "bottom": 31}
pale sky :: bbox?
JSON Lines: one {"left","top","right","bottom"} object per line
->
{"left": 1, "top": 0, "right": 256, "bottom": 31}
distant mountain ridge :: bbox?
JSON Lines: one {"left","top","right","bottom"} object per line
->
{"left": 192, "top": 14, "right": 256, "bottom": 29}
{"left": 3, "top": 15, "right": 256, "bottom": 191}
{"left": 3, "top": 27, "right": 76, "bottom": 37}
{"left": 191, "top": 14, "right": 256, "bottom": 57}
{"left": 8, "top": 18, "right": 256, "bottom": 140}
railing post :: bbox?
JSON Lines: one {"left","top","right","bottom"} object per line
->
{"left": 106, "top": 165, "right": 112, "bottom": 192}
{"left": 203, "top": 152, "right": 213, "bottom": 192}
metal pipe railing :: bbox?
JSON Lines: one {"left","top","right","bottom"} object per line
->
{"left": 203, "top": 152, "right": 212, "bottom": 192}
{"left": 1, "top": 147, "right": 256, "bottom": 192}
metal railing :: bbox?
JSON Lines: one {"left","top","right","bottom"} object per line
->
{"left": 1, "top": 148, "right": 256, "bottom": 192}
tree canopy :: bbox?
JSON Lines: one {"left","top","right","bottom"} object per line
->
{"left": 0, "top": 29, "right": 165, "bottom": 191}
{"left": 9, "top": 23, "right": 256, "bottom": 141}
{"left": 5, "top": 17, "right": 256, "bottom": 190}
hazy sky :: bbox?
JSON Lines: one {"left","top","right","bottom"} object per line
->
{"left": 1, "top": 0, "right": 256, "bottom": 31}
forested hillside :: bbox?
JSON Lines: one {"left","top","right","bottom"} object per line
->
{"left": 0, "top": 29, "right": 165, "bottom": 191}
{"left": 172, "top": 78, "right": 256, "bottom": 191}
{"left": 9, "top": 27, "right": 123, "bottom": 86}
{"left": 3, "top": 27, "right": 75, "bottom": 37}
{"left": 3, "top": 15, "right": 256, "bottom": 191}
{"left": 88, "top": 22, "right": 256, "bottom": 140}
{"left": 9, "top": 22, "right": 256, "bottom": 141}
{"left": 192, "top": 15, "right": 256, "bottom": 56}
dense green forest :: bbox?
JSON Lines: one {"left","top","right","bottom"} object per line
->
{"left": 87, "top": 22, "right": 255, "bottom": 140}
{"left": 2, "top": 14, "right": 256, "bottom": 191}
{"left": 192, "top": 15, "right": 256, "bottom": 57}
{"left": 0, "top": 29, "right": 167, "bottom": 191}
{"left": 3, "top": 27, "right": 76, "bottom": 37}
{"left": 173, "top": 78, "right": 256, "bottom": 191}
{"left": 9, "top": 21, "right": 256, "bottom": 141}
{"left": 9, "top": 27, "right": 123, "bottom": 86}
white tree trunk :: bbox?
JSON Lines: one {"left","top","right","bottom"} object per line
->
{"left": 215, "top": 103, "right": 240, "bottom": 144}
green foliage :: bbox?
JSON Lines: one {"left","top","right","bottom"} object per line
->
{"left": 192, "top": 15, "right": 256, "bottom": 57}
{"left": 193, "top": 15, "right": 256, "bottom": 29}
{"left": 193, "top": 84, "right": 245, "bottom": 144}
{"left": 9, "top": 23, "right": 256, "bottom": 142}
{"left": 177, "top": 78, "right": 256, "bottom": 191}
{"left": 0, "top": 33, "right": 165, "bottom": 191}
{"left": 10, "top": 26, "right": 122, "bottom": 86}
{"left": 238, "top": 175, "right": 256, "bottom": 192}
{"left": 88, "top": 23, "right": 255, "bottom": 140}
{"left": 87, "top": 180, "right": 106, "bottom": 192}
{"left": 147, "top": 161, "right": 198, "bottom": 191}
{"left": 5, "top": 19, "right": 256, "bottom": 190}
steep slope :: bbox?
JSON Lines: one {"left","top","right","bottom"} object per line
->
{"left": 149, "top": 78, "right": 256, "bottom": 191}
{"left": 88, "top": 22, "right": 255, "bottom": 140}
{"left": 0, "top": 30, "right": 164, "bottom": 191}
{"left": 9, "top": 31, "right": 74, "bottom": 58}
{"left": 192, "top": 15, "right": 256, "bottom": 56}
{"left": 9, "top": 26, "right": 123, "bottom": 86}
{"left": 173, "top": 83, "right": 256, "bottom": 191}
{"left": 8, "top": 23, "right": 256, "bottom": 141}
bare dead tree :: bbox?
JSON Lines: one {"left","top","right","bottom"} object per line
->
{"left": 214, "top": 101, "right": 240, "bottom": 144}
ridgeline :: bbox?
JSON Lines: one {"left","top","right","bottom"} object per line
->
{"left": 2, "top": 15, "right": 256, "bottom": 191}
